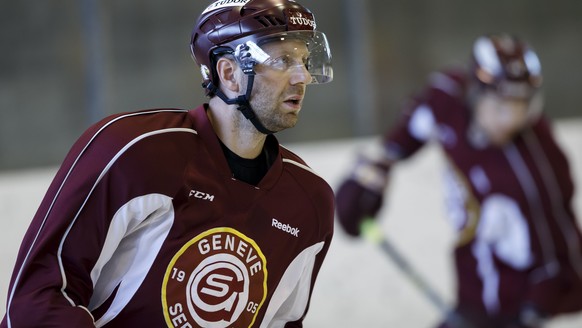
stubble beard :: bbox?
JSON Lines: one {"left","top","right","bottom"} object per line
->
{"left": 249, "top": 87, "right": 302, "bottom": 134}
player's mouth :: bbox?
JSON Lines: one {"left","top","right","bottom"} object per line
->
{"left": 283, "top": 96, "right": 303, "bottom": 110}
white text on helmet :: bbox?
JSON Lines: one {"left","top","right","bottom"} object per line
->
{"left": 202, "top": 0, "right": 251, "bottom": 15}
{"left": 288, "top": 12, "right": 316, "bottom": 29}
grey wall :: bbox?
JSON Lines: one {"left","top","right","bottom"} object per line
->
{"left": 1, "top": 0, "right": 581, "bottom": 170}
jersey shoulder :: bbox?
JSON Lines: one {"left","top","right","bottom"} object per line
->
{"left": 279, "top": 145, "right": 335, "bottom": 235}
{"left": 403, "top": 67, "right": 468, "bottom": 115}
{"left": 279, "top": 146, "right": 333, "bottom": 200}
{"left": 425, "top": 67, "right": 468, "bottom": 99}
{"left": 415, "top": 68, "right": 470, "bottom": 122}
{"left": 60, "top": 108, "right": 196, "bottom": 186}
{"left": 92, "top": 108, "right": 192, "bottom": 137}
{"left": 279, "top": 146, "right": 319, "bottom": 179}
{"left": 78, "top": 108, "right": 193, "bottom": 150}
{"left": 279, "top": 145, "right": 334, "bottom": 202}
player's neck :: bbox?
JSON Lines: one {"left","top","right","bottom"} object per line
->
{"left": 206, "top": 100, "right": 266, "bottom": 159}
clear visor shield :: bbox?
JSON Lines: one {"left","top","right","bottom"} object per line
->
{"left": 233, "top": 31, "right": 333, "bottom": 84}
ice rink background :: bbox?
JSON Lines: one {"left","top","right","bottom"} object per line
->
{"left": 1, "top": 119, "right": 582, "bottom": 327}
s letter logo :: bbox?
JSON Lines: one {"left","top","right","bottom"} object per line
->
{"left": 162, "top": 227, "right": 268, "bottom": 328}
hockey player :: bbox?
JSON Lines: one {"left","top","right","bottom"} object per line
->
{"left": 336, "top": 34, "right": 582, "bottom": 327}
{"left": 1, "top": 0, "right": 334, "bottom": 327}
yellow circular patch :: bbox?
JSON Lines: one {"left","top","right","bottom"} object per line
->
{"left": 162, "top": 227, "right": 268, "bottom": 328}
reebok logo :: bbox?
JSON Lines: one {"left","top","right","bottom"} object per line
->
{"left": 272, "top": 218, "right": 300, "bottom": 237}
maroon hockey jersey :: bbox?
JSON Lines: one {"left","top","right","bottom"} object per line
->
{"left": 383, "top": 70, "right": 582, "bottom": 318}
{"left": 1, "top": 105, "right": 334, "bottom": 327}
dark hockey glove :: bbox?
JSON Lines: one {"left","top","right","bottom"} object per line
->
{"left": 335, "top": 156, "right": 390, "bottom": 237}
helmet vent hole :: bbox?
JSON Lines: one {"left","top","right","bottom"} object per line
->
{"left": 199, "top": 19, "right": 213, "bottom": 33}
{"left": 274, "top": 16, "right": 285, "bottom": 25}
{"left": 254, "top": 15, "right": 284, "bottom": 27}
{"left": 216, "top": 11, "right": 231, "bottom": 23}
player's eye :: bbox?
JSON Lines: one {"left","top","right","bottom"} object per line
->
{"left": 303, "top": 57, "right": 312, "bottom": 70}
{"left": 268, "top": 55, "right": 293, "bottom": 70}
{"left": 264, "top": 54, "right": 309, "bottom": 72}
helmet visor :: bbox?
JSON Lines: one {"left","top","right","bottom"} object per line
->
{"left": 234, "top": 30, "right": 333, "bottom": 84}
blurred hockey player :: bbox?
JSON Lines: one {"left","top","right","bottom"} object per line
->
{"left": 336, "top": 33, "right": 582, "bottom": 328}
{"left": 1, "top": 0, "right": 334, "bottom": 327}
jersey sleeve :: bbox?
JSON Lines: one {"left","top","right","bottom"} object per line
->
{"left": 381, "top": 69, "right": 465, "bottom": 162}
{"left": 2, "top": 110, "right": 191, "bottom": 327}
{"left": 2, "top": 120, "right": 117, "bottom": 327}
{"left": 382, "top": 96, "right": 435, "bottom": 161}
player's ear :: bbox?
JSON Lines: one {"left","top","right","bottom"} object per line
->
{"left": 216, "top": 57, "right": 240, "bottom": 94}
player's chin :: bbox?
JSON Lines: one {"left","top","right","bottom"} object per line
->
{"left": 279, "top": 113, "right": 300, "bottom": 130}
{"left": 264, "top": 114, "right": 298, "bottom": 133}
{"left": 285, "top": 115, "right": 299, "bottom": 129}
{"left": 279, "top": 104, "right": 301, "bottom": 120}
{"left": 490, "top": 131, "right": 518, "bottom": 147}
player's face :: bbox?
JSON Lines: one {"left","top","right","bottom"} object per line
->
{"left": 474, "top": 91, "right": 530, "bottom": 146}
{"left": 248, "top": 39, "right": 312, "bottom": 132}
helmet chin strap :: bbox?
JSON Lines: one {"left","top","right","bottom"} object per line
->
{"left": 207, "top": 74, "right": 275, "bottom": 135}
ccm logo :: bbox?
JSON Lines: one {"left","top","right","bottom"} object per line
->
{"left": 272, "top": 218, "right": 300, "bottom": 237}
{"left": 189, "top": 189, "right": 214, "bottom": 202}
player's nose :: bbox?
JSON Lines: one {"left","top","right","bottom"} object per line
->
{"left": 289, "top": 65, "right": 312, "bottom": 86}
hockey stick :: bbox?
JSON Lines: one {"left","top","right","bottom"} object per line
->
{"left": 360, "top": 219, "right": 475, "bottom": 328}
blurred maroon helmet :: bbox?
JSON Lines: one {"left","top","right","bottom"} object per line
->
{"left": 471, "top": 33, "right": 542, "bottom": 99}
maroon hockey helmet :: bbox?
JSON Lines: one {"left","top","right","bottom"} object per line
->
{"left": 471, "top": 34, "right": 542, "bottom": 99}
{"left": 190, "top": 0, "right": 333, "bottom": 96}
